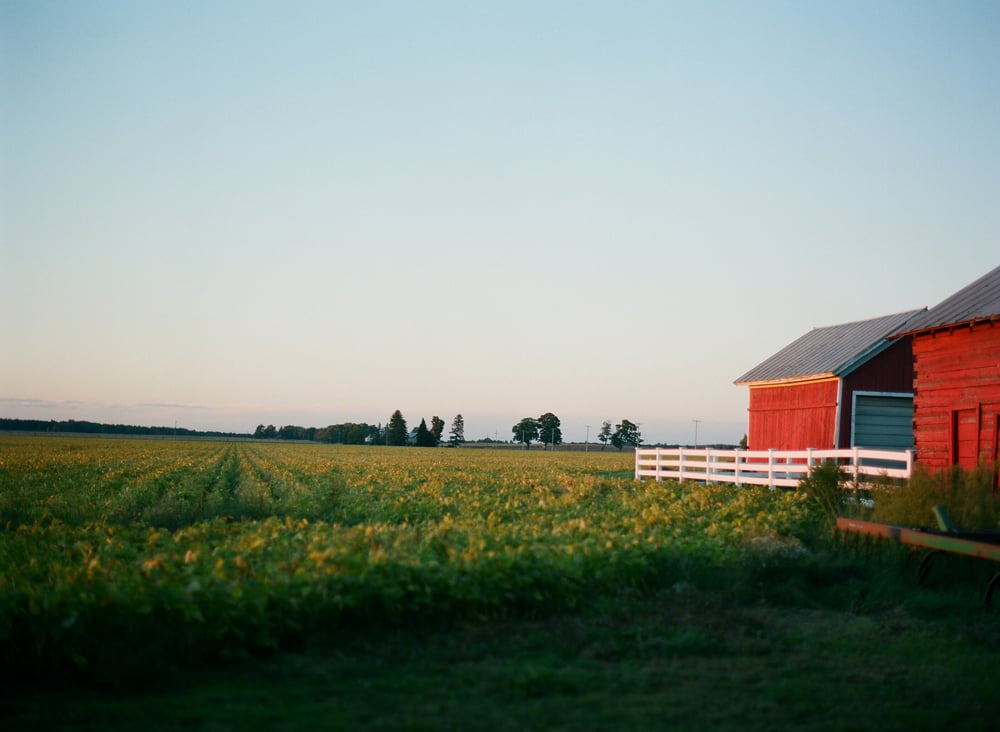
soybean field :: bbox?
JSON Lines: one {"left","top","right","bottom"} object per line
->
{"left": 2, "top": 436, "right": 999, "bottom": 732}
{"left": 1, "top": 436, "right": 816, "bottom": 675}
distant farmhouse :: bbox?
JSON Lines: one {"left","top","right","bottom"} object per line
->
{"left": 735, "top": 264, "right": 1000, "bottom": 475}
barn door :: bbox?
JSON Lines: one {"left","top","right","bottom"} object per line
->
{"left": 951, "top": 407, "right": 979, "bottom": 470}
{"left": 852, "top": 393, "right": 914, "bottom": 450}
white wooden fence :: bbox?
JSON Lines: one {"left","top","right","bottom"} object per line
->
{"left": 634, "top": 447, "right": 914, "bottom": 488}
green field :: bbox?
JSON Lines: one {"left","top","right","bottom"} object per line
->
{"left": 2, "top": 436, "right": 998, "bottom": 731}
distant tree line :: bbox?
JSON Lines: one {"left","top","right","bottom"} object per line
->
{"left": 252, "top": 423, "right": 380, "bottom": 444}
{"left": 2, "top": 415, "right": 683, "bottom": 449}
{"left": 0, "top": 418, "right": 250, "bottom": 439}
{"left": 511, "top": 412, "right": 563, "bottom": 449}
{"left": 253, "top": 412, "right": 466, "bottom": 447}
{"left": 383, "top": 411, "right": 465, "bottom": 447}
{"left": 597, "top": 419, "right": 642, "bottom": 451}
{"left": 508, "top": 414, "right": 642, "bottom": 451}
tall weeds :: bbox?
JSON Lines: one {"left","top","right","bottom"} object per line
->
{"left": 870, "top": 463, "right": 999, "bottom": 530}
{"left": 797, "top": 461, "right": 849, "bottom": 534}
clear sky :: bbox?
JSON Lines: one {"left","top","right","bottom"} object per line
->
{"left": 2, "top": 1, "right": 998, "bottom": 444}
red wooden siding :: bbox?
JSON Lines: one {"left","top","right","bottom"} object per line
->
{"left": 747, "top": 379, "right": 839, "bottom": 450}
{"left": 838, "top": 337, "right": 914, "bottom": 448}
{"left": 912, "top": 323, "right": 1000, "bottom": 470}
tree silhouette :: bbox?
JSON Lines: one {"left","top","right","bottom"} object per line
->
{"left": 449, "top": 414, "right": 465, "bottom": 446}
{"left": 415, "top": 418, "right": 436, "bottom": 447}
{"left": 611, "top": 420, "right": 641, "bottom": 451}
{"left": 598, "top": 421, "right": 612, "bottom": 450}
{"left": 538, "top": 412, "right": 562, "bottom": 449}
{"left": 430, "top": 416, "right": 445, "bottom": 445}
{"left": 388, "top": 410, "right": 408, "bottom": 446}
{"left": 512, "top": 417, "right": 540, "bottom": 449}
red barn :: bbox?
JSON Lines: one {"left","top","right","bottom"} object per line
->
{"left": 891, "top": 265, "right": 1000, "bottom": 471}
{"left": 735, "top": 310, "right": 923, "bottom": 451}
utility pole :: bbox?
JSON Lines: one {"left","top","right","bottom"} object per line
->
{"left": 585, "top": 424, "right": 590, "bottom": 452}
{"left": 693, "top": 419, "right": 701, "bottom": 447}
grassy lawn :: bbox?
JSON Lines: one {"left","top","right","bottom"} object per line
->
{"left": 5, "top": 559, "right": 998, "bottom": 732}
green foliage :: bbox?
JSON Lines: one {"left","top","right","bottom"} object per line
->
{"left": 870, "top": 463, "right": 1000, "bottom": 530}
{"left": 538, "top": 412, "right": 562, "bottom": 448}
{"left": 387, "top": 410, "right": 408, "bottom": 446}
{"left": 430, "top": 416, "right": 445, "bottom": 444}
{"left": 415, "top": 418, "right": 435, "bottom": 447}
{"left": 318, "top": 422, "right": 379, "bottom": 444}
{"left": 797, "top": 461, "right": 849, "bottom": 532}
{"left": 512, "top": 417, "right": 539, "bottom": 448}
{"left": 611, "top": 420, "right": 640, "bottom": 450}
{"left": 448, "top": 414, "right": 465, "bottom": 446}
{"left": 11, "top": 579, "right": 1000, "bottom": 731}
{"left": 598, "top": 421, "right": 612, "bottom": 450}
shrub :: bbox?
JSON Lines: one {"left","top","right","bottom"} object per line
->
{"left": 870, "top": 463, "right": 999, "bottom": 530}
{"left": 798, "top": 461, "right": 849, "bottom": 533}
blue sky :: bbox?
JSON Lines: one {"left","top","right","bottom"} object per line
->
{"left": 2, "top": 1, "right": 998, "bottom": 443}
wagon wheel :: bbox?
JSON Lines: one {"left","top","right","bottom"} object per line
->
{"left": 916, "top": 550, "right": 941, "bottom": 585}
{"left": 985, "top": 572, "right": 1000, "bottom": 608}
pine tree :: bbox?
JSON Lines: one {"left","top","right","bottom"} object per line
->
{"left": 448, "top": 414, "right": 465, "bottom": 447}
{"left": 415, "top": 418, "right": 436, "bottom": 447}
{"left": 388, "top": 410, "right": 408, "bottom": 446}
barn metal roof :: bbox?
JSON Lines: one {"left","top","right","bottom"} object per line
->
{"left": 893, "top": 264, "right": 1000, "bottom": 335}
{"left": 734, "top": 309, "right": 925, "bottom": 386}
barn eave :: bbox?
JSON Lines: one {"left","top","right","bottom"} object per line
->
{"left": 896, "top": 314, "right": 1000, "bottom": 339}
{"left": 734, "top": 372, "right": 837, "bottom": 388}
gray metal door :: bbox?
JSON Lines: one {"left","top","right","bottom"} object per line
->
{"left": 852, "top": 393, "right": 914, "bottom": 450}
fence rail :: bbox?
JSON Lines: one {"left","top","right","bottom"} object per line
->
{"left": 634, "top": 447, "right": 914, "bottom": 488}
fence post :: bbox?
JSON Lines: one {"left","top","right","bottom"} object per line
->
{"left": 767, "top": 448, "right": 775, "bottom": 488}
{"left": 734, "top": 449, "right": 742, "bottom": 487}
{"left": 655, "top": 448, "right": 662, "bottom": 482}
{"left": 851, "top": 446, "right": 860, "bottom": 482}
{"left": 905, "top": 449, "right": 914, "bottom": 478}
{"left": 678, "top": 448, "right": 685, "bottom": 483}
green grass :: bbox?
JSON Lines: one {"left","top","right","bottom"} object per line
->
{"left": 4, "top": 569, "right": 999, "bottom": 732}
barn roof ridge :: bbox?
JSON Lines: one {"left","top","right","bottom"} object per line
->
{"left": 894, "top": 264, "right": 1000, "bottom": 336}
{"left": 734, "top": 308, "right": 925, "bottom": 386}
